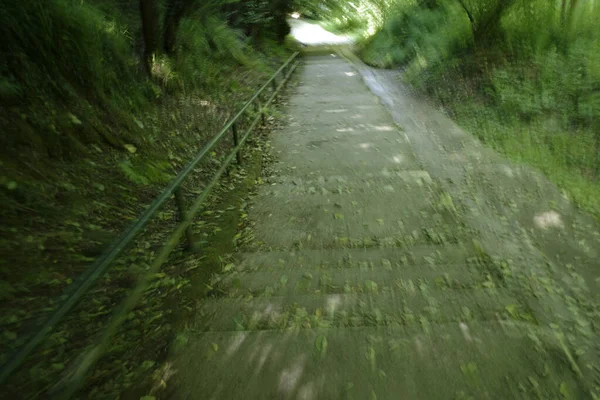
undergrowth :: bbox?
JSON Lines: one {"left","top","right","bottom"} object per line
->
{"left": 0, "top": 0, "right": 295, "bottom": 398}
{"left": 358, "top": 0, "right": 600, "bottom": 218}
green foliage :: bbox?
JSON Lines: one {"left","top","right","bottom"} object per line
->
{"left": 322, "top": 16, "right": 366, "bottom": 34}
{"left": 359, "top": 0, "right": 600, "bottom": 216}
{"left": 119, "top": 159, "right": 173, "bottom": 185}
{"left": 0, "top": 0, "right": 147, "bottom": 108}
{"left": 0, "top": 0, "right": 295, "bottom": 398}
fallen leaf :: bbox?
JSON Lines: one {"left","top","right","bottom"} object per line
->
{"left": 365, "top": 280, "right": 378, "bottom": 293}
{"left": 315, "top": 335, "right": 328, "bottom": 355}
{"left": 68, "top": 113, "right": 82, "bottom": 125}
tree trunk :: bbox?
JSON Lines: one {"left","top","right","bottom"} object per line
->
{"left": 472, "top": 0, "right": 515, "bottom": 48}
{"left": 139, "top": 0, "right": 159, "bottom": 76}
{"left": 566, "top": 0, "right": 579, "bottom": 27}
{"left": 419, "top": 0, "right": 439, "bottom": 9}
{"left": 163, "top": 0, "right": 188, "bottom": 56}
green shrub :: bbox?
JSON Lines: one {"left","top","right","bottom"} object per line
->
{"left": 358, "top": 0, "right": 600, "bottom": 216}
{"left": 0, "top": 0, "right": 147, "bottom": 107}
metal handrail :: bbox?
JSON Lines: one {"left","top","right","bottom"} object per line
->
{"left": 0, "top": 52, "right": 300, "bottom": 387}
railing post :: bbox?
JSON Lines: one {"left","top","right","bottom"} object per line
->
{"left": 174, "top": 187, "right": 195, "bottom": 251}
{"left": 256, "top": 99, "right": 265, "bottom": 126}
{"left": 271, "top": 76, "right": 277, "bottom": 92}
{"left": 232, "top": 122, "right": 242, "bottom": 165}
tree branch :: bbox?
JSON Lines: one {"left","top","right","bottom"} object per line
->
{"left": 456, "top": 0, "right": 476, "bottom": 29}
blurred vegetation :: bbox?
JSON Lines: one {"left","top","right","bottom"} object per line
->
{"left": 359, "top": 0, "right": 600, "bottom": 217}
{"left": 0, "top": 0, "right": 298, "bottom": 398}
{"left": 4, "top": 0, "right": 600, "bottom": 397}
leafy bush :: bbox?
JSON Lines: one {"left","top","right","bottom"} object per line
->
{"left": 358, "top": 0, "right": 600, "bottom": 215}
{"left": 1, "top": 0, "right": 147, "bottom": 107}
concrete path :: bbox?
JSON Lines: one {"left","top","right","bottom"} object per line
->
{"left": 170, "top": 49, "right": 599, "bottom": 399}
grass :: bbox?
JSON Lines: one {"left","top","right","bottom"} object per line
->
{"left": 448, "top": 99, "right": 600, "bottom": 219}
{"left": 357, "top": 1, "right": 600, "bottom": 219}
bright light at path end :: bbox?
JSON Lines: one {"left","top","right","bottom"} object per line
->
{"left": 291, "top": 12, "right": 300, "bottom": 19}
{"left": 289, "top": 19, "right": 352, "bottom": 46}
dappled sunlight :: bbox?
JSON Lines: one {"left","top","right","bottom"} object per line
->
{"left": 326, "top": 294, "right": 342, "bottom": 316}
{"left": 501, "top": 165, "right": 515, "bottom": 177}
{"left": 359, "top": 143, "right": 373, "bottom": 149}
{"left": 297, "top": 381, "right": 316, "bottom": 400}
{"left": 414, "top": 336, "right": 425, "bottom": 356}
{"left": 534, "top": 211, "right": 564, "bottom": 229}
{"left": 459, "top": 322, "right": 473, "bottom": 343}
{"left": 392, "top": 155, "right": 403, "bottom": 164}
{"left": 255, "top": 344, "right": 274, "bottom": 374}
{"left": 226, "top": 332, "right": 248, "bottom": 357}
{"left": 345, "top": 72, "right": 357, "bottom": 76}
{"left": 373, "top": 125, "right": 395, "bottom": 131}
{"left": 278, "top": 356, "right": 307, "bottom": 396}
{"left": 325, "top": 109, "right": 348, "bottom": 113}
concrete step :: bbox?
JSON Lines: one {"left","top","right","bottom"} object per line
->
{"left": 173, "top": 322, "right": 582, "bottom": 399}
{"left": 276, "top": 125, "right": 407, "bottom": 145}
{"left": 247, "top": 183, "right": 471, "bottom": 249}
{"left": 294, "top": 85, "right": 374, "bottom": 98}
{"left": 300, "top": 54, "right": 347, "bottom": 62}
{"left": 273, "top": 136, "right": 419, "bottom": 175}
{"left": 267, "top": 170, "right": 434, "bottom": 194}
{"left": 285, "top": 103, "right": 385, "bottom": 118}
{"left": 289, "top": 93, "right": 380, "bottom": 107}
{"left": 283, "top": 106, "right": 394, "bottom": 127}
{"left": 218, "top": 264, "right": 490, "bottom": 298}
{"left": 233, "top": 245, "right": 476, "bottom": 272}
{"left": 196, "top": 288, "right": 518, "bottom": 332}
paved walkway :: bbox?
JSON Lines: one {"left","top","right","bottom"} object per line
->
{"left": 171, "top": 50, "right": 599, "bottom": 399}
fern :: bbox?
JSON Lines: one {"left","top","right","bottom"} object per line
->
{"left": 119, "top": 160, "right": 149, "bottom": 185}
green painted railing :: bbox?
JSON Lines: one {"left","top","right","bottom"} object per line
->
{"left": 0, "top": 52, "right": 300, "bottom": 396}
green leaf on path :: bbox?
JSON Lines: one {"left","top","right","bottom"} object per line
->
{"left": 315, "top": 335, "right": 328, "bottom": 355}
{"left": 334, "top": 213, "right": 344, "bottom": 220}
{"left": 382, "top": 259, "right": 392, "bottom": 271}
{"left": 460, "top": 361, "right": 478, "bottom": 376}
{"left": 365, "top": 280, "right": 378, "bottom": 293}
{"left": 505, "top": 304, "right": 519, "bottom": 319}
